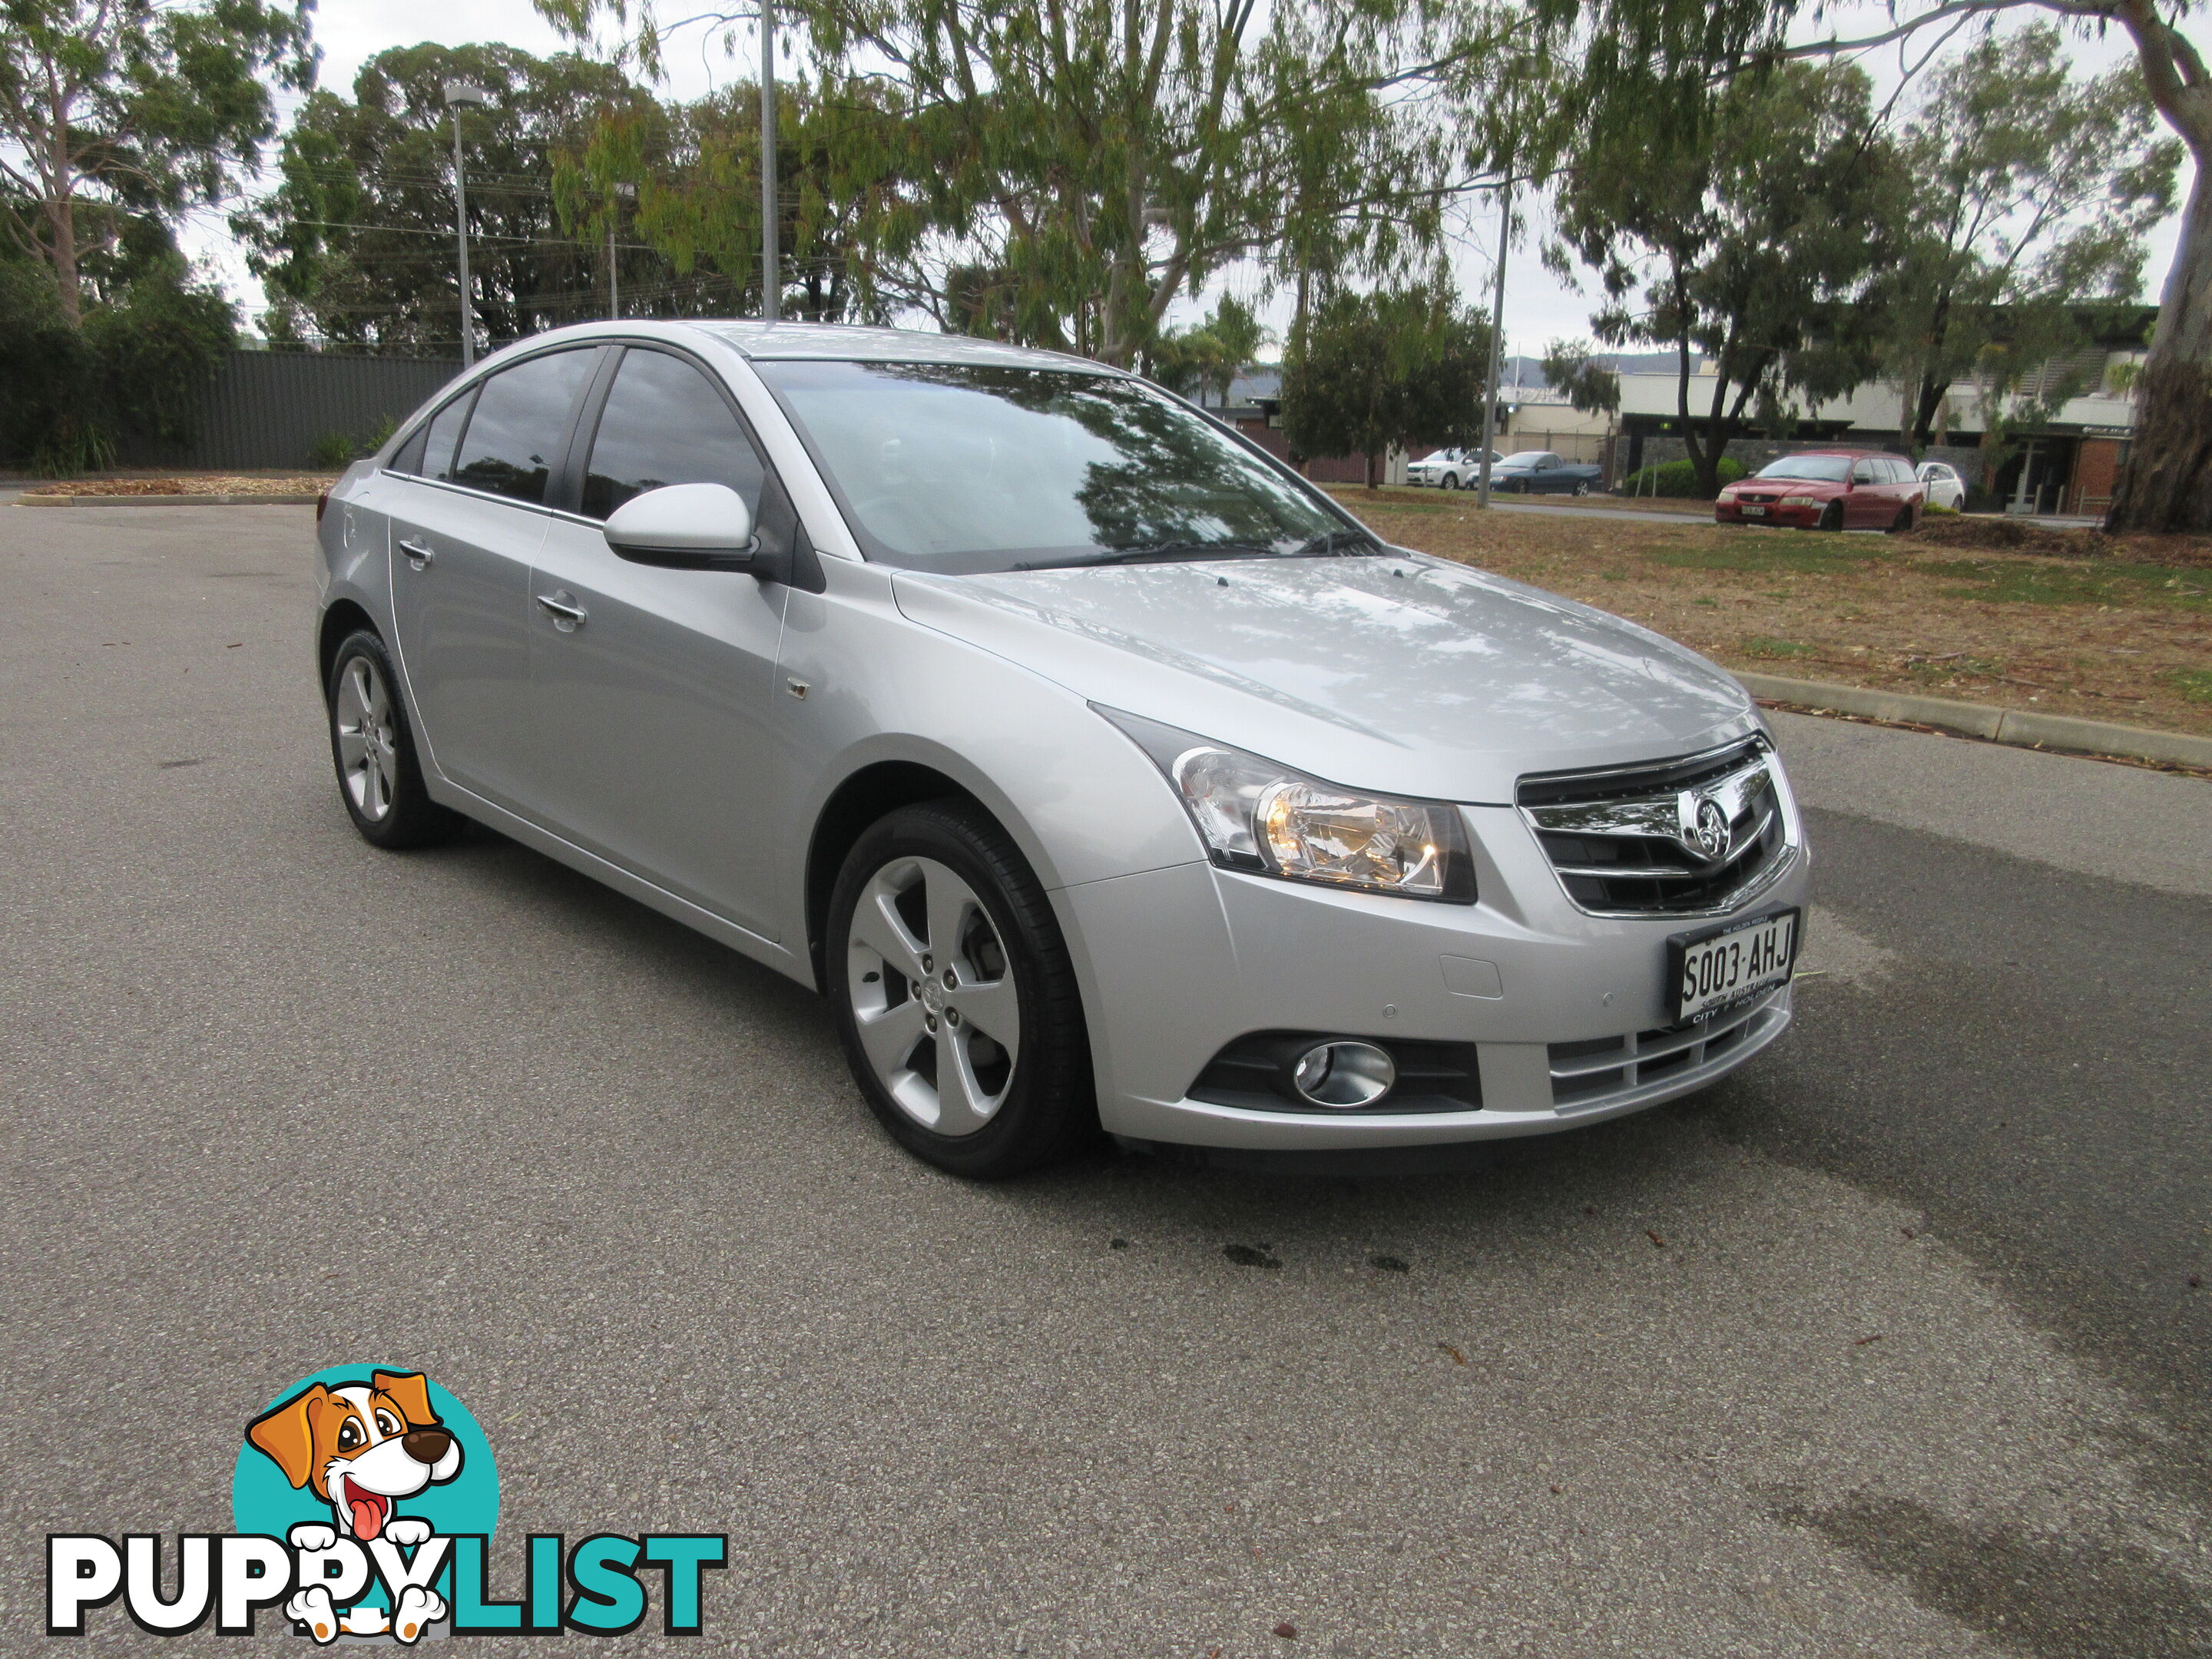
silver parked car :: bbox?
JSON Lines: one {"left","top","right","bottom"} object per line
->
{"left": 1916, "top": 460, "right": 1966, "bottom": 511}
{"left": 316, "top": 321, "right": 1808, "bottom": 1177}
{"left": 1406, "top": 447, "right": 1500, "bottom": 489}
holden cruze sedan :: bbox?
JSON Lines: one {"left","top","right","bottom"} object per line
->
{"left": 1715, "top": 450, "right": 1925, "bottom": 531}
{"left": 316, "top": 321, "right": 1808, "bottom": 1177}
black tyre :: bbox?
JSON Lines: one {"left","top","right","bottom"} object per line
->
{"left": 1441, "top": 473, "right": 1459, "bottom": 492}
{"left": 1820, "top": 501, "right": 1845, "bottom": 532}
{"left": 827, "top": 800, "right": 1096, "bottom": 1178}
{"left": 1887, "top": 505, "right": 1915, "bottom": 534}
{"left": 326, "top": 629, "right": 463, "bottom": 849}
{"left": 1573, "top": 480, "right": 1591, "bottom": 496}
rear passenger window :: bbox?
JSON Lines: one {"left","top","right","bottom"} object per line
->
{"left": 416, "top": 392, "right": 473, "bottom": 483}
{"left": 581, "top": 349, "right": 767, "bottom": 521}
{"left": 452, "top": 349, "right": 596, "bottom": 504}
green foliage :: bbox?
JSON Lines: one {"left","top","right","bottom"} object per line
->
{"left": 0, "top": 233, "right": 233, "bottom": 472}
{"left": 1555, "top": 60, "right": 1902, "bottom": 497}
{"left": 1621, "top": 457, "right": 1745, "bottom": 497}
{"left": 307, "top": 430, "right": 359, "bottom": 469}
{"left": 1143, "top": 295, "right": 1270, "bottom": 405}
{"left": 1880, "top": 24, "right": 2179, "bottom": 459}
{"left": 243, "top": 44, "right": 680, "bottom": 353}
{"left": 0, "top": 0, "right": 313, "bottom": 324}
{"left": 1279, "top": 283, "right": 1492, "bottom": 476}
{"left": 535, "top": 0, "right": 1513, "bottom": 366}
{"left": 1539, "top": 339, "right": 1621, "bottom": 415}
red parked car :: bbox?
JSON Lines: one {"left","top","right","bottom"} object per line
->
{"left": 1714, "top": 449, "right": 1924, "bottom": 531}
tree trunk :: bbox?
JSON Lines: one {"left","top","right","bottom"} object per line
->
{"left": 2108, "top": 156, "right": 2212, "bottom": 531}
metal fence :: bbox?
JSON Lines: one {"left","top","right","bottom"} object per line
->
{"left": 117, "top": 350, "right": 461, "bottom": 472}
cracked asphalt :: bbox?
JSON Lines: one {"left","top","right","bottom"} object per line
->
{"left": 2, "top": 505, "right": 2207, "bottom": 1655}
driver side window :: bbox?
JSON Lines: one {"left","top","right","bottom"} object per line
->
{"left": 581, "top": 349, "right": 767, "bottom": 521}
{"left": 1852, "top": 460, "right": 1879, "bottom": 485}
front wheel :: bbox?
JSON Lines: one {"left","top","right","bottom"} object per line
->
{"left": 828, "top": 801, "right": 1096, "bottom": 1177}
{"left": 1820, "top": 502, "right": 1845, "bottom": 533}
{"left": 1441, "top": 473, "right": 1459, "bottom": 492}
{"left": 326, "top": 631, "right": 462, "bottom": 849}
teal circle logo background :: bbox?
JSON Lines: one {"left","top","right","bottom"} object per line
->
{"left": 232, "top": 1366, "right": 499, "bottom": 1545}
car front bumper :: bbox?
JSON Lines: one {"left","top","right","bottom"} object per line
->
{"left": 1058, "top": 803, "right": 1810, "bottom": 1149}
{"left": 1714, "top": 498, "right": 1826, "bottom": 526}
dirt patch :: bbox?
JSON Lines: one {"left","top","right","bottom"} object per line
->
{"left": 22, "top": 475, "right": 335, "bottom": 498}
{"left": 1327, "top": 488, "right": 2212, "bottom": 740}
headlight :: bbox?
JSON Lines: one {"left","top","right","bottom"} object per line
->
{"left": 1094, "top": 706, "right": 1475, "bottom": 902}
{"left": 1782, "top": 495, "right": 1823, "bottom": 508}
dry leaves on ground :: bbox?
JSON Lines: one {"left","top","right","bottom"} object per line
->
{"left": 22, "top": 475, "right": 335, "bottom": 497}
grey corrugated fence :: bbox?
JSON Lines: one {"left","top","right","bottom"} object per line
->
{"left": 118, "top": 350, "right": 461, "bottom": 472}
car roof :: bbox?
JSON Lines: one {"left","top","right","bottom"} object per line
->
{"left": 696, "top": 320, "right": 1112, "bottom": 373}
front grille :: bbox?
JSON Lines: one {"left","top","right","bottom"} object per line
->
{"left": 1548, "top": 990, "right": 1787, "bottom": 1109}
{"left": 1517, "top": 736, "right": 1793, "bottom": 917}
{"left": 1189, "top": 1031, "right": 1482, "bottom": 1115}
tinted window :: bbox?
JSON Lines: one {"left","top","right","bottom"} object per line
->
{"left": 756, "top": 359, "right": 1346, "bottom": 575}
{"left": 391, "top": 420, "right": 429, "bottom": 475}
{"left": 1881, "top": 459, "right": 1909, "bottom": 483}
{"left": 1756, "top": 455, "right": 1849, "bottom": 482}
{"left": 452, "top": 349, "right": 596, "bottom": 504}
{"left": 417, "top": 392, "right": 473, "bottom": 482}
{"left": 581, "top": 349, "right": 767, "bottom": 521}
{"left": 1852, "top": 460, "right": 1879, "bottom": 483}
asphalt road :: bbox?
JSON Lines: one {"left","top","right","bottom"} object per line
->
{"left": 3, "top": 505, "right": 2208, "bottom": 1657}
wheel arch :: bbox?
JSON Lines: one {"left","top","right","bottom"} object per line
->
{"left": 804, "top": 760, "right": 985, "bottom": 988}
{"left": 317, "top": 599, "right": 378, "bottom": 697}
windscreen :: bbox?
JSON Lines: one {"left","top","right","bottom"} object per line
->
{"left": 753, "top": 359, "right": 1352, "bottom": 573}
{"left": 1756, "top": 455, "right": 1852, "bottom": 482}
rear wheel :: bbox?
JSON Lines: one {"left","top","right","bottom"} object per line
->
{"left": 1572, "top": 480, "right": 1591, "bottom": 496}
{"left": 326, "top": 631, "right": 462, "bottom": 849}
{"left": 827, "top": 801, "right": 1096, "bottom": 1177}
{"left": 1888, "top": 505, "right": 1915, "bottom": 534}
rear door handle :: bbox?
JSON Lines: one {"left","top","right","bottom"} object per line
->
{"left": 535, "top": 590, "right": 588, "bottom": 631}
{"left": 398, "top": 538, "right": 434, "bottom": 568}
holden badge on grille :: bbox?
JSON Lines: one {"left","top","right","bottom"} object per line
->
{"left": 1679, "top": 792, "right": 1733, "bottom": 862}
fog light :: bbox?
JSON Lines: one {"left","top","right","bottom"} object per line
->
{"left": 1288, "top": 1041, "right": 1397, "bottom": 1109}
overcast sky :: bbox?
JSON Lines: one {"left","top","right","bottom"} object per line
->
{"left": 177, "top": 0, "right": 2193, "bottom": 361}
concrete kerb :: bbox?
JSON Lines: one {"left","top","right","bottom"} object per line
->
{"left": 1734, "top": 670, "right": 2212, "bottom": 771}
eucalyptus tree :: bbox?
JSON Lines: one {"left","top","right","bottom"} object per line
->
{"left": 535, "top": 0, "right": 1512, "bottom": 366}
{"left": 1554, "top": 59, "right": 1903, "bottom": 498}
{"left": 1879, "top": 23, "right": 2178, "bottom": 458}
{"left": 0, "top": 0, "right": 313, "bottom": 325}
{"left": 1528, "top": 0, "right": 2210, "bottom": 529}
{"left": 242, "top": 44, "right": 690, "bottom": 354}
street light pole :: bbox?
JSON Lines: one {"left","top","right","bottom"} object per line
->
{"left": 610, "top": 180, "right": 634, "bottom": 320}
{"left": 760, "top": 0, "right": 778, "bottom": 322}
{"left": 442, "top": 81, "right": 491, "bottom": 368}
{"left": 1475, "top": 174, "right": 1511, "bottom": 508}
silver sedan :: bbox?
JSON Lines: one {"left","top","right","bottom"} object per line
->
{"left": 316, "top": 321, "right": 1808, "bottom": 1177}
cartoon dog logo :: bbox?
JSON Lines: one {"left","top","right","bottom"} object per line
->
{"left": 247, "top": 1370, "right": 461, "bottom": 1642}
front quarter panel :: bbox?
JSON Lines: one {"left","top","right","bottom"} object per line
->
{"left": 771, "top": 557, "right": 1207, "bottom": 972}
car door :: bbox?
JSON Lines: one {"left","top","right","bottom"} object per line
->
{"left": 1535, "top": 453, "right": 1565, "bottom": 492}
{"left": 385, "top": 346, "right": 600, "bottom": 814}
{"left": 525, "top": 344, "right": 793, "bottom": 939}
{"left": 1846, "top": 458, "right": 1886, "bottom": 527}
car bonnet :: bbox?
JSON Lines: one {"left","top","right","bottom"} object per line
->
{"left": 890, "top": 554, "right": 1757, "bottom": 803}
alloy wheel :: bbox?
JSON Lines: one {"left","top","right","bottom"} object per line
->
{"left": 333, "top": 656, "right": 399, "bottom": 822}
{"left": 846, "top": 856, "right": 1022, "bottom": 1137}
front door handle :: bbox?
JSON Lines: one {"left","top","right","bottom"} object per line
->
{"left": 535, "top": 590, "right": 588, "bottom": 631}
{"left": 398, "top": 538, "right": 434, "bottom": 568}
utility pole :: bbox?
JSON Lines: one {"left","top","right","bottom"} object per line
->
{"left": 1475, "top": 174, "right": 1511, "bottom": 508}
{"left": 760, "top": 0, "right": 778, "bottom": 322}
{"left": 442, "top": 81, "right": 491, "bottom": 368}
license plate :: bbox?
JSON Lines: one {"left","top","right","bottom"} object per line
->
{"left": 1667, "top": 908, "right": 1798, "bottom": 1022}
{"left": 1740, "top": 504, "right": 1767, "bottom": 517}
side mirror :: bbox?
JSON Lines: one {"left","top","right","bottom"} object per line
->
{"left": 602, "top": 482, "right": 761, "bottom": 573}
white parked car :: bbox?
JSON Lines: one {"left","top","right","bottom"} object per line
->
{"left": 316, "top": 321, "right": 1808, "bottom": 1177}
{"left": 1407, "top": 448, "right": 1502, "bottom": 490}
{"left": 1917, "top": 461, "right": 1965, "bottom": 511}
